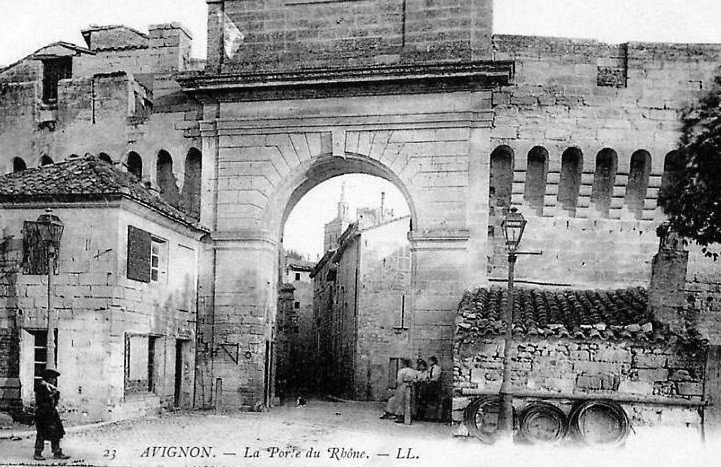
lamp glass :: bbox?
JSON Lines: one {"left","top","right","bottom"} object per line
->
{"left": 35, "top": 212, "right": 64, "bottom": 244}
{"left": 501, "top": 208, "right": 526, "bottom": 250}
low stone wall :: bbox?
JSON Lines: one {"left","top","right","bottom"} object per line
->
{"left": 453, "top": 337, "right": 706, "bottom": 431}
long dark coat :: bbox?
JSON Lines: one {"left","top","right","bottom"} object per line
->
{"left": 35, "top": 381, "right": 65, "bottom": 440}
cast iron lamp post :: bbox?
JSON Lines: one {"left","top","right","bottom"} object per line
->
{"left": 33, "top": 209, "right": 64, "bottom": 370}
{"left": 499, "top": 207, "right": 527, "bottom": 439}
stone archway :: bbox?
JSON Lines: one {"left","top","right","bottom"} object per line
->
{"left": 194, "top": 91, "right": 494, "bottom": 411}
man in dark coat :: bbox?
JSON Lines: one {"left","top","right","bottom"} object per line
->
{"left": 34, "top": 369, "right": 70, "bottom": 460}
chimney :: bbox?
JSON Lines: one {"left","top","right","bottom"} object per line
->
{"left": 648, "top": 222, "right": 689, "bottom": 335}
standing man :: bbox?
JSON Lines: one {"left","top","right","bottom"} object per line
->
{"left": 33, "top": 369, "right": 70, "bottom": 460}
{"left": 426, "top": 356, "right": 443, "bottom": 421}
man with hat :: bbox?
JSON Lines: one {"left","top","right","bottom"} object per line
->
{"left": 33, "top": 368, "right": 70, "bottom": 460}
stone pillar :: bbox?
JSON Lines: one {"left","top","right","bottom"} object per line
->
{"left": 409, "top": 229, "right": 469, "bottom": 419}
{"left": 206, "top": 0, "right": 225, "bottom": 74}
{"left": 148, "top": 23, "right": 193, "bottom": 73}
{"left": 210, "top": 231, "right": 278, "bottom": 410}
{"left": 466, "top": 127, "right": 491, "bottom": 288}
{"left": 648, "top": 222, "right": 689, "bottom": 335}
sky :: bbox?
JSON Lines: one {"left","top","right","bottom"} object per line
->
{"left": 2, "top": 1, "right": 720, "bottom": 258}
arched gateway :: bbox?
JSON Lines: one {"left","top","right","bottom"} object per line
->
{"left": 180, "top": 0, "right": 511, "bottom": 406}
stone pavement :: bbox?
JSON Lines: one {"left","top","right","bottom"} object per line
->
{"left": 0, "top": 400, "right": 716, "bottom": 467}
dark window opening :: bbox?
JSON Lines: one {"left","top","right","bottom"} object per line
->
{"left": 490, "top": 145, "right": 514, "bottom": 214}
{"left": 625, "top": 150, "right": 652, "bottom": 219}
{"left": 41, "top": 57, "right": 72, "bottom": 105}
{"left": 157, "top": 150, "right": 180, "bottom": 207}
{"left": 127, "top": 152, "right": 143, "bottom": 179}
{"left": 294, "top": 301, "right": 300, "bottom": 309}
{"left": 523, "top": 146, "right": 549, "bottom": 215}
{"left": 558, "top": 148, "right": 583, "bottom": 216}
{"left": 181, "top": 148, "right": 202, "bottom": 219}
{"left": 40, "top": 155, "right": 53, "bottom": 166}
{"left": 295, "top": 272, "right": 301, "bottom": 281}
{"left": 98, "top": 152, "right": 112, "bottom": 164}
{"left": 591, "top": 148, "right": 618, "bottom": 218}
{"left": 12, "top": 157, "right": 27, "bottom": 173}
{"left": 148, "top": 336, "right": 158, "bottom": 393}
{"left": 659, "top": 151, "right": 685, "bottom": 211}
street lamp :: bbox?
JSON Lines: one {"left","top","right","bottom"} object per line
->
{"left": 498, "top": 207, "right": 527, "bottom": 440}
{"left": 30, "top": 209, "right": 64, "bottom": 371}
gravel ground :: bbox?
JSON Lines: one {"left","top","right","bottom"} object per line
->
{"left": 0, "top": 400, "right": 716, "bottom": 467}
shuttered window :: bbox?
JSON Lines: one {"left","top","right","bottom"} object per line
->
{"left": 127, "top": 226, "right": 151, "bottom": 282}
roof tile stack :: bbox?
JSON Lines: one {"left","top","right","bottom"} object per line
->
{"left": 454, "top": 287, "right": 693, "bottom": 344}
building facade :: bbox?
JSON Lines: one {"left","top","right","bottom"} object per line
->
{"left": 312, "top": 216, "right": 412, "bottom": 400}
{"left": 0, "top": 157, "right": 206, "bottom": 421}
{"left": 0, "top": 0, "right": 719, "bottom": 415}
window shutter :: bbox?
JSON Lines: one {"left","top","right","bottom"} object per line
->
{"left": 127, "top": 226, "right": 151, "bottom": 282}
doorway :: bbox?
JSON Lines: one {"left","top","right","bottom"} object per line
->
{"left": 174, "top": 339, "right": 187, "bottom": 407}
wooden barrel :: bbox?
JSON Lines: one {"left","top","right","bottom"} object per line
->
{"left": 568, "top": 401, "right": 629, "bottom": 445}
{"left": 463, "top": 396, "right": 505, "bottom": 444}
{"left": 518, "top": 402, "right": 568, "bottom": 444}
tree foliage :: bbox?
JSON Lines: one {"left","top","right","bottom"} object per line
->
{"left": 662, "top": 75, "right": 721, "bottom": 258}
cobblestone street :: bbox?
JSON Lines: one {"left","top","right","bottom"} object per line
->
{"left": 0, "top": 400, "right": 715, "bottom": 467}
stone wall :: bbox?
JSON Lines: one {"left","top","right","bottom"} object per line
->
{"left": 454, "top": 336, "right": 706, "bottom": 431}
{"left": 355, "top": 217, "right": 412, "bottom": 400}
{"left": 207, "top": 0, "right": 493, "bottom": 73}
{"left": 334, "top": 233, "right": 360, "bottom": 398}
{"left": 0, "top": 23, "right": 202, "bottom": 220}
{"left": 0, "top": 238, "right": 21, "bottom": 412}
{"left": 487, "top": 35, "right": 721, "bottom": 288}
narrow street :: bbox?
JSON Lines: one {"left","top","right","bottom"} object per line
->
{"left": 0, "top": 400, "right": 715, "bottom": 467}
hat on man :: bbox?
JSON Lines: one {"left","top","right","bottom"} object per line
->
{"left": 41, "top": 369, "right": 60, "bottom": 379}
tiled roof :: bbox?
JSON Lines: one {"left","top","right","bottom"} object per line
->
{"left": 455, "top": 287, "right": 689, "bottom": 343}
{"left": 0, "top": 156, "right": 206, "bottom": 232}
{"left": 288, "top": 260, "right": 314, "bottom": 271}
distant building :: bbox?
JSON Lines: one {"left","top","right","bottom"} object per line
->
{"left": 275, "top": 257, "right": 315, "bottom": 397}
{"left": 312, "top": 216, "right": 411, "bottom": 400}
{"left": 323, "top": 183, "right": 352, "bottom": 252}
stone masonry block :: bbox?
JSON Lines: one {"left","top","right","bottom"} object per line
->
{"left": 676, "top": 381, "right": 703, "bottom": 396}
{"left": 633, "top": 353, "right": 667, "bottom": 368}
{"left": 636, "top": 368, "right": 670, "bottom": 382}
{"left": 576, "top": 374, "right": 602, "bottom": 390}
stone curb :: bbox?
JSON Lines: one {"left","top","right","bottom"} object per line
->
{"left": 0, "top": 420, "right": 120, "bottom": 441}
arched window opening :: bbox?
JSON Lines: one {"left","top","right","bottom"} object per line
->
{"left": 182, "top": 148, "right": 203, "bottom": 219}
{"left": 523, "top": 146, "right": 549, "bottom": 215}
{"left": 624, "top": 150, "right": 652, "bottom": 219}
{"left": 156, "top": 150, "right": 180, "bottom": 207}
{"left": 557, "top": 148, "right": 583, "bottom": 216}
{"left": 40, "top": 155, "right": 53, "bottom": 166}
{"left": 590, "top": 148, "right": 618, "bottom": 217}
{"left": 98, "top": 152, "right": 112, "bottom": 164}
{"left": 658, "top": 151, "right": 685, "bottom": 211}
{"left": 489, "top": 146, "right": 514, "bottom": 216}
{"left": 12, "top": 157, "right": 27, "bottom": 173}
{"left": 127, "top": 152, "right": 143, "bottom": 179}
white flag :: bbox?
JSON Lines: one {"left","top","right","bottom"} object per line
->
{"left": 217, "top": 11, "right": 244, "bottom": 60}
